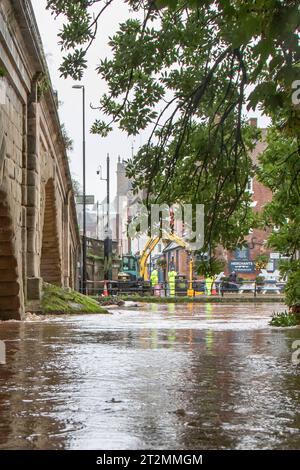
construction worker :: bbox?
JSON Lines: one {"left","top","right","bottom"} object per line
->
{"left": 205, "top": 275, "right": 215, "bottom": 296}
{"left": 150, "top": 267, "right": 159, "bottom": 296}
{"left": 168, "top": 269, "right": 177, "bottom": 297}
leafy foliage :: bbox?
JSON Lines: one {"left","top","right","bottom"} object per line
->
{"left": 61, "top": 123, "right": 74, "bottom": 152}
{"left": 255, "top": 275, "right": 265, "bottom": 285}
{"left": 156, "top": 258, "right": 167, "bottom": 268}
{"left": 47, "top": 1, "right": 300, "bottom": 131}
{"left": 72, "top": 178, "right": 82, "bottom": 196}
{"left": 280, "top": 260, "right": 300, "bottom": 308}
{"left": 258, "top": 128, "right": 300, "bottom": 306}
{"left": 37, "top": 73, "right": 51, "bottom": 100}
{"left": 59, "top": 123, "right": 81, "bottom": 196}
{"left": 196, "top": 256, "right": 225, "bottom": 277}
{"left": 255, "top": 254, "right": 268, "bottom": 270}
{"left": 270, "top": 310, "right": 299, "bottom": 327}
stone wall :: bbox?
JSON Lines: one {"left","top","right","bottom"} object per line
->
{"left": 0, "top": 0, "right": 80, "bottom": 319}
{"left": 0, "top": 58, "right": 25, "bottom": 319}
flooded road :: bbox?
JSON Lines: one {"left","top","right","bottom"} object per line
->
{"left": 0, "top": 302, "right": 299, "bottom": 450}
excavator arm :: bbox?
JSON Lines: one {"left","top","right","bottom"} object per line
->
{"left": 139, "top": 232, "right": 191, "bottom": 281}
{"left": 139, "top": 236, "right": 160, "bottom": 281}
{"left": 166, "top": 233, "right": 189, "bottom": 250}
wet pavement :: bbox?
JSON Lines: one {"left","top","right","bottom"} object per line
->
{"left": 0, "top": 302, "right": 299, "bottom": 450}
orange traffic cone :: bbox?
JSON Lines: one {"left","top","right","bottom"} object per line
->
{"left": 212, "top": 281, "right": 217, "bottom": 295}
{"left": 103, "top": 281, "right": 109, "bottom": 297}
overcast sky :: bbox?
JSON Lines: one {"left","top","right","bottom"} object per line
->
{"left": 31, "top": 0, "right": 138, "bottom": 204}
{"left": 31, "top": 0, "right": 270, "bottom": 205}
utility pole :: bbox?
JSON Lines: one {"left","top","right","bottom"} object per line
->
{"left": 104, "top": 154, "right": 112, "bottom": 280}
{"left": 97, "top": 154, "right": 112, "bottom": 280}
{"left": 96, "top": 201, "right": 99, "bottom": 240}
{"left": 106, "top": 154, "right": 110, "bottom": 233}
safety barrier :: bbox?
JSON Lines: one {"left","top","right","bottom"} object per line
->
{"left": 85, "top": 279, "right": 286, "bottom": 298}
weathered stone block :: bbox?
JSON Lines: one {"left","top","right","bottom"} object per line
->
{"left": 27, "top": 153, "right": 38, "bottom": 170}
{"left": 16, "top": 166, "right": 22, "bottom": 184}
{"left": 0, "top": 256, "right": 17, "bottom": 270}
{"left": 0, "top": 295, "right": 20, "bottom": 310}
{"left": 15, "top": 185, "right": 22, "bottom": 204}
{"left": 0, "top": 309, "right": 22, "bottom": 320}
{"left": 27, "top": 170, "right": 38, "bottom": 186}
{"left": 0, "top": 281, "right": 19, "bottom": 296}
{"left": 0, "top": 215, "right": 11, "bottom": 225}
{"left": 0, "top": 269, "right": 17, "bottom": 282}
{"left": 27, "top": 276, "right": 42, "bottom": 300}
{"left": 27, "top": 186, "right": 38, "bottom": 206}
{"left": 5, "top": 157, "right": 15, "bottom": 179}
{"left": 0, "top": 242, "right": 13, "bottom": 256}
{"left": 0, "top": 205, "right": 9, "bottom": 216}
{"left": 0, "top": 228, "right": 13, "bottom": 242}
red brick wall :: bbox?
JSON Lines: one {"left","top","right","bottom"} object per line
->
{"left": 223, "top": 128, "right": 273, "bottom": 279}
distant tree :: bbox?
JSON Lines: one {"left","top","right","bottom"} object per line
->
{"left": 258, "top": 127, "right": 300, "bottom": 306}
{"left": 72, "top": 177, "right": 82, "bottom": 197}
{"left": 60, "top": 123, "right": 80, "bottom": 196}
{"left": 61, "top": 123, "right": 74, "bottom": 152}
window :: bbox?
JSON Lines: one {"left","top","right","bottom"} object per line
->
{"left": 122, "top": 256, "right": 136, "bottom": 271}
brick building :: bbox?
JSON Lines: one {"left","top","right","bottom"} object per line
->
{"left": 220, "top": 124, "right": 274, "bottom": 280}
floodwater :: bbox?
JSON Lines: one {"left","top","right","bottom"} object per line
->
{"left": 0, "top": 302, "right": 299, "bottom": 450}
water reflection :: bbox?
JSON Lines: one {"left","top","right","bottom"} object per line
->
{"left": 0, "top": 302, "right": 299, "bottom": 449}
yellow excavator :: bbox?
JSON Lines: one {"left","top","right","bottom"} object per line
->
{"left": 139, "top": 233, "right": 195, "bottom": 297}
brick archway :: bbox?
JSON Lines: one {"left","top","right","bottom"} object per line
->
{"left": 40, "top": 179, "right": 62, "bottom": 286}
{"left": 0, "top": 192, "right": 22, "bottom": 320}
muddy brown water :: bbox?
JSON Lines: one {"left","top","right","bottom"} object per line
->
{"left": 0, "top": 302, "right": 299, "bottom": 450}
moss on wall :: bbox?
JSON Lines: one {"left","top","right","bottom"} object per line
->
{"left": 41, "top": 283, "right": 108, "bottom": 314}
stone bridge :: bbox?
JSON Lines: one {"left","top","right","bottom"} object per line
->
{"left": 0, "top": 0, "right": 80, "bottom": 320}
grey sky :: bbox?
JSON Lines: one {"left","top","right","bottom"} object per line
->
{"left": 31, "top": 0, "right": 137, "bottom": 204}
{"left": 31, "top": 0, "right": 270, "bottom": 205}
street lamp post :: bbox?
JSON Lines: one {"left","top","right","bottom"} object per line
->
{"left": 73, "top": 85, "right": 87, "bottom": 294}
{"left": 97, "top": 154, "right": 112, "bottom": 280}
